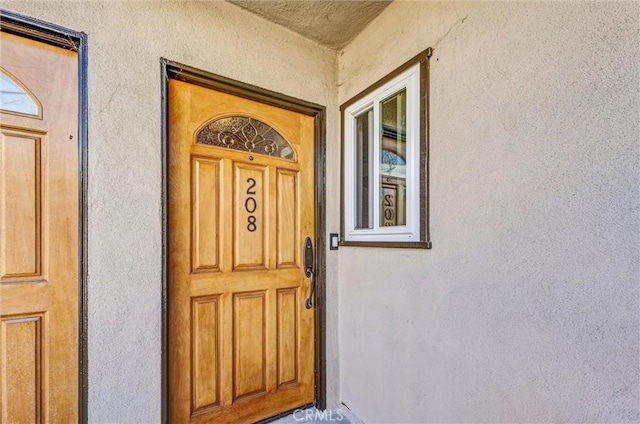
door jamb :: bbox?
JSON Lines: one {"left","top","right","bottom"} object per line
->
{"left": 0, "top": 9, "right": 89, "bottom": 424}
{"left": 160, "top": 59, "right": 327, "bottom": 424}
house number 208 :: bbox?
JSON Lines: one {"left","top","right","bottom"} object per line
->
{"left": 245, "top": 178, "right": 257, "bottom": 232}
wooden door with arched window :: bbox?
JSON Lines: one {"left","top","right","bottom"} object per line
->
{"left": 0, "top": 29, "right": 80, "bottom": 423}
{"left": 167, "top": 75, "right": 317, "bottom": 423}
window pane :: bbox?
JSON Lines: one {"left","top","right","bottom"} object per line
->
{"left": 0, "top": 72, "right": 38, "bottom": 116}
{"left": 380, "top": 89, "right": 406, "bottom": 227}
{"left": 355, "top": 109, "right": 373, "bottom": 229}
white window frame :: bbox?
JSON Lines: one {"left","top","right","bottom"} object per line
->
{"left": 342, "top": 62, "right": 421, "bottom": 244}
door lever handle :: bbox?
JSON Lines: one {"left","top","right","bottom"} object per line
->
{"left": 305, "top": 270, "right": 316, "bottom": 309}
{"left": 303, "top": 236, "right": 315, "bottom": 309}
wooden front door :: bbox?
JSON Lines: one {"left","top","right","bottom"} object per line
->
{"left": 168, "top": 78, "right": 316, "bottom": 423}
{"left": 0, "top": 32, "right": 79, "bottom": 422}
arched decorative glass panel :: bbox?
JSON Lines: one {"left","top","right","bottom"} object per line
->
{"left": 196, "top": 116, "right": 296, "bottom": 160}
{"left": 0, "top": 69, "right": 40, "bottom": 117}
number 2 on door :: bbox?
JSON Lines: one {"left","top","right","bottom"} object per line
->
{"left": 245, "top": 177, "right": 257, "bottom": 232}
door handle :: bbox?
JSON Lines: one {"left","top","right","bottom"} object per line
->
{"left": 303, "top": 236, "right": 316, "bottom": 309}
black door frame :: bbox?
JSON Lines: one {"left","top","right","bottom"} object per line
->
{"left": 160, "top": 59, "right": 328, "bottom": 423}
{"left": 0, "top": 9, "right": 89, "bottom": 423}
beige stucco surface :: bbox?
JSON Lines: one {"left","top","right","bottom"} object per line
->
{"left": 0, "top": 1, "right": 341, "bottom": 422}
{"left": 338, "top": 1, "right": 639, "bottom": 422}
{"left": 227, "top": 0, "right": 392, "bottom": 49}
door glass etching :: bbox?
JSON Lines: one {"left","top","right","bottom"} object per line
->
{"left": 197, "top": 116, "right": 296, "bottom": 160}
{"left": 0, "top": 69, "right": 40, "bottom": 117}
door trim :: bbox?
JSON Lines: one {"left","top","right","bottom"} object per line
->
{"left": 160, "top": 59, "right": 327, "bottom": 423}
{"left": 0, "top": 9, "right": 89, "bottom": 424}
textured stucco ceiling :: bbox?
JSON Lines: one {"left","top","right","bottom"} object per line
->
{"left": 227, "top": 1, "right": 393, "bottom": 49}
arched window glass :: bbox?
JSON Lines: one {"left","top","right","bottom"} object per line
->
{"left": 196, "top": 116, "right": 296, "bottom": 160}
{"left": 0, "top": 70, "right": 40, "bottom": 117}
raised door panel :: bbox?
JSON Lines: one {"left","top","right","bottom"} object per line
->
{"left": 191, "top": 157, "right": 220, "bottom": 273}
{"left": 0, "top": 314, "right": 46, "bottom": 424}
{"left": 276, "top": 288, "right": 298, "bottom": 388}
{"left": 0, "top": 129, "right": 44, "bottom": 281}
{"left": 233, "top": 291, "right": 267, "bottom": 401}
{"left": 233, "top": 164, "right": 268, "bottom": 270}
{"left": 191, "top": 296, "right": 221, "bottom": 415}
{"left": 276, "top": 170, "right": 299, "bottom": 269}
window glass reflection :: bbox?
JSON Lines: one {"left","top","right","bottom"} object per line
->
{"left": 355, "top": 109, "right": 373, "bottom": 229}
{"left": 380, "top": 89, "right": 407, "bottom": 227}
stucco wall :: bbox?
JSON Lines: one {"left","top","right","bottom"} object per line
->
{"left": 0, "top": 1, "right": 340, "bottom": 422}
{"left": 338, "top": 2, "right": 639, "bottom": 422}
